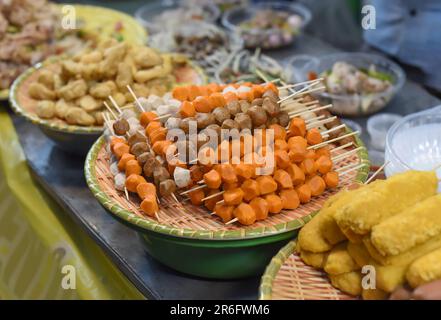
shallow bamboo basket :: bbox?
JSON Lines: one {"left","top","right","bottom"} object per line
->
{"left": 86, "top": 133, "right": 369, "bottom": 241}
{"left": 259, "top": 240, "right": 358, "bottom": 300}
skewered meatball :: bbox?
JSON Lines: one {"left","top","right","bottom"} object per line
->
{"left": 226, "top": 100, "right": 241, "bottom": 116}
{"left": 239, "top": 100, "right": 251, "bottom": 113}
{"left": 212, "top": 107, "right": 231, "bottom": 125}
{"left": 128, "top": 131, "right": 147, "bottom": 146}
{"left": 221, "top": 119, "right": 240, "bottom": 131}
{"left": 234, "top": 113, "right": 253, "bottom": 130}
{"left": 153, "top": 166, "right": 171, "bottom": 185}
{"left": 262, "top": 97, "right": 280, "bottom": 117}
{"left": 277, "top": 111, "right": 290, "bottom": 127}
{"left": 143, "top": 159, "right": 160, "bottom": 177}
{"left": 196, "top": 112, "right": 216, "bottom": 129}
{"left": 179, "top": 117, "right": 197, "bottom": 133}
{"left": 262, "top": 89, "right": 279, "bottom": 102}
{"left": 113, "top": 118, "right": 130, "bottom": 136}
{"left": 130, "top": 142, "right": 149, "bottom": 157}
{"left": 251, "top": 98, "right": 264, "bottom": 107}
{"left": 159, "top": 179, "right": 177, "bottom": 197}
{"left": 247, "top": 106, "right": 268, "bottom": 127}
{"left": 137, "top": 152, "right": 155, "bottom": 166}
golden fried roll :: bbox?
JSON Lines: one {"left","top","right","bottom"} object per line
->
{"left": 407, "top": 248, "right": 441, "bottom": 288}
{"left": 372, "top": 261, "right": 408, "bottom": 293}
{"left": 362, "top": 288, "right": 388, "bottom": 300}
{"left": 347, "top": 242, "right": 371, "bottom": 268}
{"left": 329, "top": 271, "right": 362, "bottom": 296}
{"left": 324, "top": 242, "right": 359, "bottom": 275}
{"left": 298, "top": 212, "right": 333, "bottom": 253}
{"left": 297, "top": 190, "right": 350, "bottom": 253}
{"left": 363, "top": 233, "right": 441, "bottom": 266}
{"left": 334, "top": 171, "right": 438, "bottom": 236}
{"left": 300, "top": 250, "right": 328, "bottom": 269}
{"left": 371, "top": 194, "right": 441, "bottom": 256}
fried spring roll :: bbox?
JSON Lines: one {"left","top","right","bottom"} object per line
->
{"left": 334, "top": 171, "right": 438, "bottom": 236}
{"left": 362, "top": 288, "right": 389, "bottom": 300}
{"left": 371, "top": 261, "right": 408, "bottom": 293}
{"left": 324, "top": 242, "right": 359, "bottom": 275}
{"left": 347, "top": 242, "right": 371, "bottom": 268}
{"left": 300, "top": 250, "right": 329, "bottom": 269}
{"left": 407, "top": 248, "right": 441, "bottom": 288}
{"left": 371, "top": 194, "right": 441, "bottom": 256}
{"left": 363, "top": 233, "right": 441, "bottom": 266}
{"left": 329, "top": 271, "right": 362, "bottom": 296}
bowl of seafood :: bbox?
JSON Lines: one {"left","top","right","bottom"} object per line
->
{"left": 288, "top": 53, "right": 406, "bottom": 116}
{"left": 0, "top": 1, "right": 147, "bottom": 100}
{"left": 85, "top": 79, "right": 369, "bottom": 278}
{"left": 222, "top": 1, "right": 311, "bottom": 50}
{"left": 10, "top": 40, "right": 205, "bottom": 155}
{"left": 385, "top": 112, "right": 441, "bottom": 191}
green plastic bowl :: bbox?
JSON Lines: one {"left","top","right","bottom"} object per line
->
{"left": 85, "top": 135, "right": 369, "bottom": 279}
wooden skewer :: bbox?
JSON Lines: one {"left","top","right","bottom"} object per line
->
{"left": 278, "top": 81, "right": 323, "bottom": 103}
{"left": 338, "top": 163, "right": 368, "bottom": 176}
{"left": 330, "top": 142, "right": 354, "bottom": 153}
{"left": 289, "top": 104, "right": 333, "bottom": 117}
{"left": 124, "top": 187, "right": 130, "bottom": 201}
{"left": 321, "top": 124, "right": 346, "bottom": 136}
{"left": 365, "top": 161, "right": 389, "bottom": 184}
{"left": 108, "top": 96, "right": 122, "bottom": 114}
{"left": 171, "top": 192, "right": 180, "bottom": 204}
{"left": 225, "top": 217, "right": 239, "bottom": 225}
{"left": 180, "top": 184, "right": 206, "bottom": 195}
{"left": 332, "top": 146, "right": 364, "bottom": 162}
{"left": 278, "top": 78, "right": 324, "bottom": 90}
{"left": 306, "top": 116, "right": 337, "bottom": 129}
{"left": 308, "top": 131, "right": 359, "bottom": 150}
{"left": 305, "top": 115, "right": 325, "bottom": 124}
{"left": 103, "top": 101, "right": 117, "bottom": 119}
{"left": 126, "top": 85, "right": 145, "bottom": 112}
{"left": 201, "top": 191, "right": 224, "bottom": 202}
{"left": 154, "top": 114, "right": 172, "bottom": 121}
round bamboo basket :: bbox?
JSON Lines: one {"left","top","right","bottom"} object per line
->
{"left": 85, "top": 127, "right": 369, "bottom": 278}
{"left": 259, "top": 240, "right": 358, "bottom": 300}
{"left": 1, "top": 4, "right": 148, "bottom": 100}
{"left": 10, "top": 59, "right": 205, "bottom": 155}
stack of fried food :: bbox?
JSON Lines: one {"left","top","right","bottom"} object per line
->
{"left": 29, "top": 39, "right": 183, "bottom": 126}
{"left": 296, "top": 170, "right": 441, "bottom": 299}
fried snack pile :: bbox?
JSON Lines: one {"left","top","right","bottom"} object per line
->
{"left": 296, "top": 170, "right": 441, "bottom": 299}
{"left": 29, "top": 40, "right": 181, "bottom": 126}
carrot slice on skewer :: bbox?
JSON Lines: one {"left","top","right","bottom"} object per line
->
{"left": 264, "top": 194, "right": 283, "bottom": 214}
{"left": 306, "top": 128, "right": 323, "bottom": 145}
{"left": 250, "top": 197, "right": 269, "bottom": 221}
{"left": 203, "top": 169, "right": 222, "bottom": 189}
{"left": 140, "top": 111, "right": 159, "bottom": 127}
{"left": 179, "top": 101, "right": 196, "bottom": 118}
{"left": 241, "top": 179, "right": 261, "bottom": 202}
{"left": 273, "top": 169, "right": 293, "bottom": 189}
{"left": 280, "top": 189, "right": 300, "bottom": 210}
{"left": 233, "top": 203, "right": 256, "bottom": 226}
{"left": 140, "top": 195, "right": 159, "bottom": 217}
{"left": 223, "top": 188, "right": 244, "bottom": 206}
{"left": 256, "top": 176, "right": 278, "bottom": 195}
{"left": 172, "top": 86, "right": 189, "bottom": 101}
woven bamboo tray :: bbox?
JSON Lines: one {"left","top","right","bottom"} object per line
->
{"left": 85, "top": 134, "right": 369, "bottom": 241}
{"left": 1, "top": 4, "right": 147, "bottom": 101}
{"left": 259, "top": 240, "right": 358, "bottom": 300}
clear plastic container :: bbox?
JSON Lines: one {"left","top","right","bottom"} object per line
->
{"left": 367, "top": 113, "right": 403, "bottom": 150}
{"left": 287, "top": 52, "right": 406, "bottom": 116}
{"left": 221, "top": 1, "right": 311, "bottom": 49}
{"left": 135, "top": 0, "right": 220, "bottom": 33}
{"left": 385, "top": 112, "right": 441, "bottom": 191}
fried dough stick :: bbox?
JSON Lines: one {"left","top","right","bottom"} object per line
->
{"left": 334, "top": 171, "right": 438, "bottom": 236}
{"left": 371, "top": 194, "right": 441, "bottom": 256}
{"left": 407, "top": 248, "right": 441, "bottom": 288}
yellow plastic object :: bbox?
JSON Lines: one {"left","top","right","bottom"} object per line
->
{"left": 0, "top": 109, "right": 144, "bottom": 299}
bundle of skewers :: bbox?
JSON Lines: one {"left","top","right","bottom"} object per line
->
{"left": 100, "top": 77, "right": 367, "bottom": 226}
